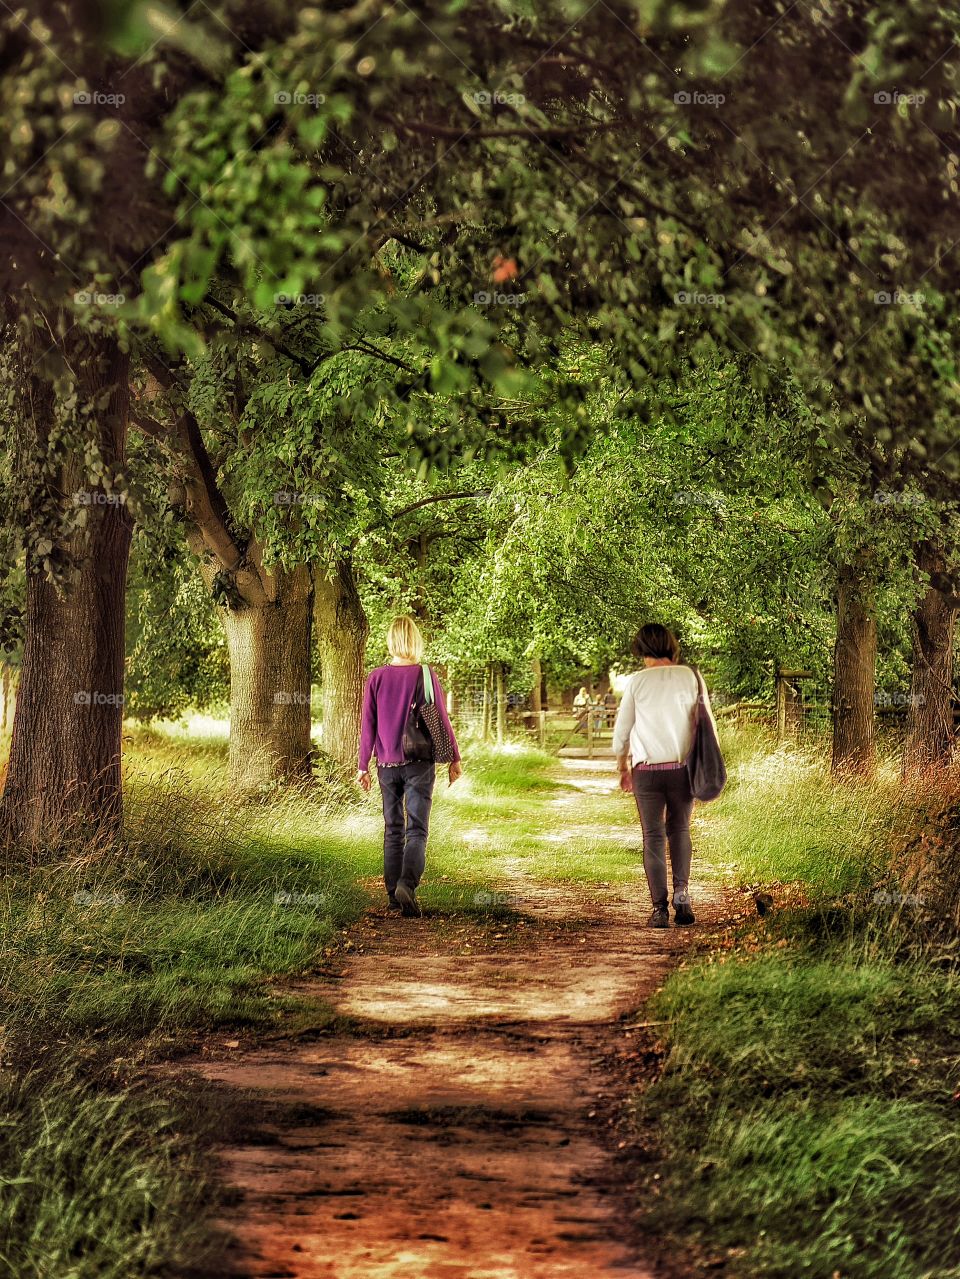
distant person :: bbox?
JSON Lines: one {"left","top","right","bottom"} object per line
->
{"left": 357, "top": 616, "right": 462, "bottom": 917}
{"left": 612, "top": 623, "right": 716, "bottom": 929}
{"left": 573, "top": 685, "right": 592, "bottom": 734}
{"left": 603, "top": 688, "right": 618, "bottom": 728}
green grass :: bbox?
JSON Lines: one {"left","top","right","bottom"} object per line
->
{"left": 698, "top": 723, "right": 906, "bottom": 893}
{"left": 0, "top": 1060, "right": 225, "bottom": 1279}
{"left": 634, "top": 726, "right": 960, "bottom": 1278}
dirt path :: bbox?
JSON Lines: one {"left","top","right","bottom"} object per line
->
{"left": 178, "top": 760, "right": 728, "bottom": 1278}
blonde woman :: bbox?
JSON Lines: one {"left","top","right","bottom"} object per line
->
{"left": 357, "top": 616, "right": 462, "bottom": 916}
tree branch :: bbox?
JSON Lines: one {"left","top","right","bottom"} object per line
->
{"left": 137, "top": 358, "right": 268, "bottom": 605}
{"left": 386, "top": 490, "right": 492, "bottom": 522}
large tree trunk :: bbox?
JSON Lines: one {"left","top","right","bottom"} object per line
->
{"left": 0, "top": 334, "right": 131, "bottom": 847}
{"left": 219, "top": 563, "right": 315, "bottom": 791}
{"left": 314, "top": 559, "right": 368, "bottom": 768}
{"left": 904, "top": 543, "right": 956, "bottom": 774}
{"left": 831, "top": 560, "right": 877, "bottom": 776}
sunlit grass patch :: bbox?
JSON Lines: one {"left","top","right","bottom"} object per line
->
{"left": 702, "top": 725, "right": 906, "bottom": 894}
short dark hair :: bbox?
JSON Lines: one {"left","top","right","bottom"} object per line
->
{"left": 632, "top": 623, "right": 680, "bottom": 662}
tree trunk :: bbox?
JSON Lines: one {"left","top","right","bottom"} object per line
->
{"left": 0, "top": 334, "right": 131, "bottom": 847}
{"left": 831, "top": 560, "right": 877, "bottom": 776}
{"left": 496, "top": 666, "right": 506, "bottom": 744}
{"left": 481, "top": 664, "right": 491, "bottom": 742}
{"left": 314, "top": 559, "right": 368, "bottom": 768}
{"left": 219, "top": 564, "right": 315, "bottom": 791}
{"left": 904, "top": 543, "right": 956, "bottom": 774}
{"left": 531, "top": 655, "right": 543, "bottom": 716}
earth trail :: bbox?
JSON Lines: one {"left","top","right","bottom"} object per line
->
{"left": 178, "top": 759, "right": 728, "bottom": 1278}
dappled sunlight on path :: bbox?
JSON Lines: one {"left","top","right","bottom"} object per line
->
{"left": 171, "top": 759, "right": 730, "bottom": 1279}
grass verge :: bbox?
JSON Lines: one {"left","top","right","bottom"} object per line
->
{"left": 632, "top": 729, "right": 960, "bottom": 1279}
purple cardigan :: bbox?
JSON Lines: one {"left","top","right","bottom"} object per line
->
{"left": 358, "top": 664, "right": 461, "bottom": 770}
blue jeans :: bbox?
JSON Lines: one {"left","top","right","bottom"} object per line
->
{"left": 377, "top": 762, "right": 436, "bottom": 896}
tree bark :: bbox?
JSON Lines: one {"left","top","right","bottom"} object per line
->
{"left": 314, "top": 559, "right": 369, "bottom": 768}
{"left": 0, "top": 333, "right": 131, "bottom": 847}
{"left": 496, "top": 666, "right": 506, "bottom": 744}
{"left": 831, "top": 560, "right": 877, "bottom": 777}
{"left": 531, "top": 655, "right": 543, "bottom": 716}
{"left": 219, "top": 562, "right": 315, "bottom": 790}
{"left": 904, "top": 543, "right": 956, "bottom": 774}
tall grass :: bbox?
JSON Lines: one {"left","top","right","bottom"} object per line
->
{"left": 702, "top": 723, "right": 908, "bottom": 894}
{"left": 0, "top": 1060, "right": 225, "bottom": 1279}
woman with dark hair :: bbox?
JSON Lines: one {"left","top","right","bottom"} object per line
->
{"left": 612, "top": 623, "right": 716, "bottom": 928}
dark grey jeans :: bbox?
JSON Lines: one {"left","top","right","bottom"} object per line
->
{"left": 631, "top": 766, "right": 694, "bottom": 907}
{"left": 377, "top": 761, "right": 436, "bottom": 895}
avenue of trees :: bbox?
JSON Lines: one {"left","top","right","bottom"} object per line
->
{"left": 2, "top": 0, "right": 960, "bottom": 845}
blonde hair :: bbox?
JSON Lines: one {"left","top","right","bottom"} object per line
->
{"left": 386, "top": 615, "right": 424, "bottom": 663}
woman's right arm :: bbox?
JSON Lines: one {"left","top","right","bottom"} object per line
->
{"left": 357, "top": 672, "right": 377, "bottom": 787}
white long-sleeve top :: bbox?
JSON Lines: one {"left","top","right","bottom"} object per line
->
{"left": 612, "top": 665, "right": 715, "bottom": 765}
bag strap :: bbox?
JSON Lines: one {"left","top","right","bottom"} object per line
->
{"left": 687, "top": 663, "right": 706, "bottom": 718}
{"left": 421, "top": 663, "right": 435, "bottom": 706}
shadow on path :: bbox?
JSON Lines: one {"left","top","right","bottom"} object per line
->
{"left": 171, "top": 760, "right": 730, "bottom": 1278}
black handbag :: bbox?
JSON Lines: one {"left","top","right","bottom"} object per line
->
{"left": 685, "top": 665, "right": 727, "bottom": 801}
{"left": 402, "top": 665, "right": 456, "bottom": 764}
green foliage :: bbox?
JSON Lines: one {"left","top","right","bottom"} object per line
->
{"left": 125, "top": 545, "right": 229, "bottom": 720}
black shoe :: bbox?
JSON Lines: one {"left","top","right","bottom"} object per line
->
{"left": 387, "top": 895, "right": 402, "bottom": 911}
{"left": 674, "top": 901, "right": 696, "bottom": 926}
{"left": 395, "top": 883, "right": 422, "bottom": 918}
{"left": 647, "top": 904, "right": 670, "bottom": 929}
